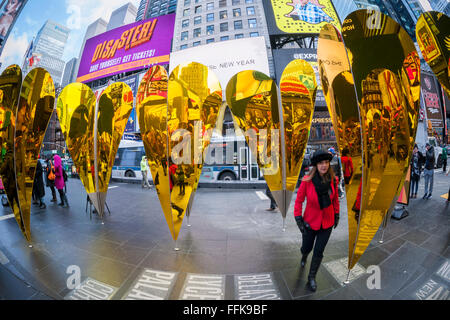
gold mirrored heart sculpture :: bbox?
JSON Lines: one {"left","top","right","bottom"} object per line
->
{"left": 318, "top": 23, "right": 363, "bottom": 270}
{"left": 15, "top": 68, "right": 55, "bottom": 241}
{"left": 342, "top": 9, "right": 420, "bottom": 269}
{"left": 226, "top": 62, "right": 316, "bottom": 226}
{"left": 137, "top": 63, "right": 222, "bottom": 241}
{"left": 57, "top": 82, "right": 133, "bottom": 218}
{"left": 416, "top": 11, "right": 450, "bottom": 98}
{"left": 0, "top": 65, "right": 23, "bottom": 237}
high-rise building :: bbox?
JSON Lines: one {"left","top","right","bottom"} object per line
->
{"left": 61, "top": 57, "right": 78, "bottom": 87}
{"left": 428, "top": 0, "right": 450, "bottom": 15}
{"left": 172, "top": 0, "right": 274, "bottom": 77}
{"left": 22, "top": 20, "right": 70, "bottom": 87}
{"left": 107, "top": 2, "right": 138, "bottom": 31}
{"left": 332, "top": 0, "right": 359, "bottom": 22}
{"left": 136, "top": 0, "right": 177, "bottom": 21}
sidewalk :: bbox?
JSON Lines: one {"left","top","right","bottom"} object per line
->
{"left": 0, "top": 170, "right": 448, "bottom": 300}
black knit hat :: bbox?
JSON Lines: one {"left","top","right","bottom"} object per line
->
{"left": 311, "top": 149, "right": 333, "bottom": 166}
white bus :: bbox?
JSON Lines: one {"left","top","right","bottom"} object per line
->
{"left": 112, "top": 140, "right": 147, "bottom": 180}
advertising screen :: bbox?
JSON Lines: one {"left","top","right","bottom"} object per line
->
{"left": 77, "top": 14, "right": 175, "bottom": 83}
{"left": 0, "top": 0, "right": 28, "bottom": 55}
{"left": 264, "top": 0, "right": 341, "bottom": 35}
{"left": 422, "top": 72, "right": 444, "bottom": 128}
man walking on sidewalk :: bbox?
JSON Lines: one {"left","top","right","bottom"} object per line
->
{"left": 441, "top": 144, "right": 447, "bottom": 173}
{"left": 423, "top": 143, "right": 435, "bottom": 200}
{"left": 140, "top": 156, "right": 151, "bottom": 189}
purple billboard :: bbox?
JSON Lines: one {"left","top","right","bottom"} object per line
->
{"left": 77, "top": 13, "right": 175, "bottom": 83}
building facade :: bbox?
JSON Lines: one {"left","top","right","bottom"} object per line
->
{"left": 107, "top": 2, "right": 138, "bottom": 31}
{"left": 172, "top": 0, "right": 274, "bottom": 77}
{"left": 136, "top": 0, "right": 177, "bottom": 21}
{"left": 61, "top": 57, "right": 77, "bottom": 87}
{"left": 331, "top": 0, "right": 359, "bottom": 22}
{"left": 22, "top": 20, "right": 70, "bottom": 87}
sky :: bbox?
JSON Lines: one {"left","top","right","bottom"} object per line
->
{"left": 0, "top": 0, "right": 140, "bottom": 73}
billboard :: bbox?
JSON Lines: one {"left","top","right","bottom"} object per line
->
{"left": 422, "top": 72, "right": 444, "bottom": 128}
{"left": 0, "top": 0, "right": 28, "bottom": 55}
{"left": 169, "top": 37, "right": 270, "bottom": 95}
{"left": 264, "top": 0, "right": 341, "bottom": 35}
{"left": 77, "top": 14, "right": 175, "bottom": 83}
{"left": 272, "top": 48, "right": 326, "bottom": 107}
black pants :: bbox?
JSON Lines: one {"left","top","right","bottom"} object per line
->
{"left": 443, "top": 159, "right": 447, "bottom": 172}
{"left": 266, "top": 186, "right": 277, "bottom": 209}
{"left": 49, "top": 185, "right": 56, "bottom": 200}
{"left": 301, "top": 227, "right": 333, "bottom": 259}
{"left": 58, "top": 188, "right": 66, "bottom": 204}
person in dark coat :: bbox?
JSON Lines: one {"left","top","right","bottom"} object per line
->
{"left": 294, "top": 149, "right": 340, "bottom": 292}
{"left": 33, "top": 160, "right": 46, "bottom": 209}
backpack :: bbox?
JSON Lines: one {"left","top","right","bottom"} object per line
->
{"left": 63, "top": 168, "right": 68, "bottom": 182}
{"left": 47, "top": 164, "right": 55, "bottom": 181}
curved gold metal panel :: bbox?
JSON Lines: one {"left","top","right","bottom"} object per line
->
{"left": 0, "top": 65, "right": 22, "bottom": 233}
{"left": 167, "top": 62, "right": 222, "bottom": 240}
{"left": 416, "top": 11, "right": 450, "bottom": 98}
{"left": 95, "top": 82, "right": 133, "bottom": 216}
{"left": 15, "top": 68, "right": 55, "bottom": 241}
{"left": 136, "top": 66, "right": 173, "bottom": 238}
{"left": 342, "top": 9, "right": 420, "bottom": 269}
{"left": 318, "top": 24, "right": 363, "bottom": 269}
{"left": 226, "top": 71, "right": 282, "bottom": 195}
{"left": 56, "top": 83, "right": 96, "bottom": 198}
{"left": 280, "top": 59, "right": 316, "bottom": 192}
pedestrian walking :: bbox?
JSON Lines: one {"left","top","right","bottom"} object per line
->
{"left": 54, "top": 154, "right": 69, "bottom": 207}
{"left": 32, "top": 160, "right": 46, "bottom": 209}
{"left": 328, "top": 147, "right": 344, "bottom": 198}
{"left": 441, "top": 144, "right": 447, "bottom": 173}
{"left": 423, "top": 143, "right": 435, "bottom": 200}
{"left": 294, "top": 149, "right": 340, "bottom": 292}
{"left": 410, "top": 144, "right": 424, "bottom": 199}
{"left": 341, "top": 148, "right": 354, "bottom": 185}
{"left": 140, "top": 156, "right": 151, "bottom": 189}
{"left": 45, "top": 158, "right": 57, "bottom": 202}
{"left": 265, "top": 185, "right": 278, "bottom": 211}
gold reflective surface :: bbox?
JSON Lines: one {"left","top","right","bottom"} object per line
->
{"left": 342, "top": 10, "right": 420, "bottom": 269}
{"left": 56, "top": 83, "right": 96, "bottom": 198}
{"left": 226, "top": 71, "right": 282, "bottom": 194}
{"left": 15, "top": 68, "right": 55, "bottom": 241}
{"left": 318, "top": 24, "right": 363, "bottom": 269}
{"left": 0, "top": 65, "right": 22, "bottom": 236}
{"left": 136, "top": 66, "right": 173, "bottom": 238}
{"left": 166, "top": 62, "right": 222, "bottom": 240}
{"left": 280, "top": 59, "right": 316, "bottom": 192}
{"left": 95, "top": 82, "right": 133, "bottom": 215}
{"left": 416, "top": 11, "right": 450, "bottom": 98}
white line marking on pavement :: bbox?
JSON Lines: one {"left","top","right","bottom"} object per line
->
{"left": 0, "top": 249, "right": 9, "bottom": 265}
{"left": 256, "top": 191, "right": 269, "bottom": 200}
{"left": 108, "top": 186, "right": 118, "bottom": 189}
{"left": 0, "top": 214, "right": 15, "bottom": 222}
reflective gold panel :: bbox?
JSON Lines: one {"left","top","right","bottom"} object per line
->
{"left": 342, "top": 9, "right": 420, "bottom": 269}
{"left": 416, "top": 11, "right": 450, "bottom": 98}
{"left": 226, "top": 71, "right": 283, "bottom": 208}
{"left": 280, "top": 59, "right": 316, "bottom": 215}
{"left": 318, "top": 24, "right": 363, "bottom": 269}
{"left": 167, "top": 62, "right": 222, "bottom": 240}
{"left": 95, "top": 82, "right": 133, "bottom": 216}
{"left": 136, "top": 66, "right": 173, "bottom": 238}
{"left": 15, "top": 68, "right": 55, "bottom": 241}
{"left": 0, "top": 65, "right": 22, "bottom": 234}
{"left": 56, "top": 83, "right": 96, "bottom": 202}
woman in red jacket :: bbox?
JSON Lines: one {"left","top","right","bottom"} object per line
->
{"left": 294, "top": 149, "right": 340, "bottom": 292}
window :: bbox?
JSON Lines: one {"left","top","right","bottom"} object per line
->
{"left": 235, "top": 33, "right": 244, "bottom": 39}
{"left": 193, "top": 41, "right": 201, "bottom": 46}
{"left": 181, "top": 31, "right": 188, "bottom": 41}
{"left": 180, "top": 44, "right": 188, "bottom": 50}
{"left": 193, "top": 27, "right": 201, "bottom": 37}
{"left": 219, "top": 0, "right": 227, "bottom": 7}
{"left": 194, "top": 16, "right": 202, "bottom": 24}
{"left": 206, "top": 25, "right": 214, "bottom": 35}
{"left": 248, "top": 18, "right": 257, "bottom": 28}
{"left": 195, "top": 5, "right": 202, "bottom": 13}
{"left": 206, "top": 13, "right": 214, "bottom": 22}
{"left": 195, "top": 0, "right": 201, "bottom": 3}
{"left": 234, "top": 20, "right": 243, "bottom": 29}
{"left": 182, "top": 19, "right": 189, "bottom": 28}
{"left": 220, "top": 22, "right": 228, "bottom": 32}
{"left": 184, "top": 0, "right": 190, "bottom": 5}
{"left": 206, "top": 38, "right": 215, "bottom": 43}
{"left": 207, "top": 2, "right": 214, "bottom": 10}
{"left": 232, "top": 0, "right": 240, "bottom": 4}
{"left": 219, "top": 10, "right": 227, "bottom": 19}
{"left": 220, "top": 36, "right": 229, "bottom": 41}
{"left": 250, "top": 32, "right": 259, "bottom": 37}
{"left": 183, "top": 8, "right": 190, "bottom": 16}
{"left": 233, "top": 8, "right": 241, "bottom": 17}
{"left": 247, "top": 6, "right": 255, "bottom": 15}
{"left": 245, "top": 0, "right": 253, "bottom": 3}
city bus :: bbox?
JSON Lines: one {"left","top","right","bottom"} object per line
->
{"left": 112, "top": 140, "right": 147, "bottom": 180}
